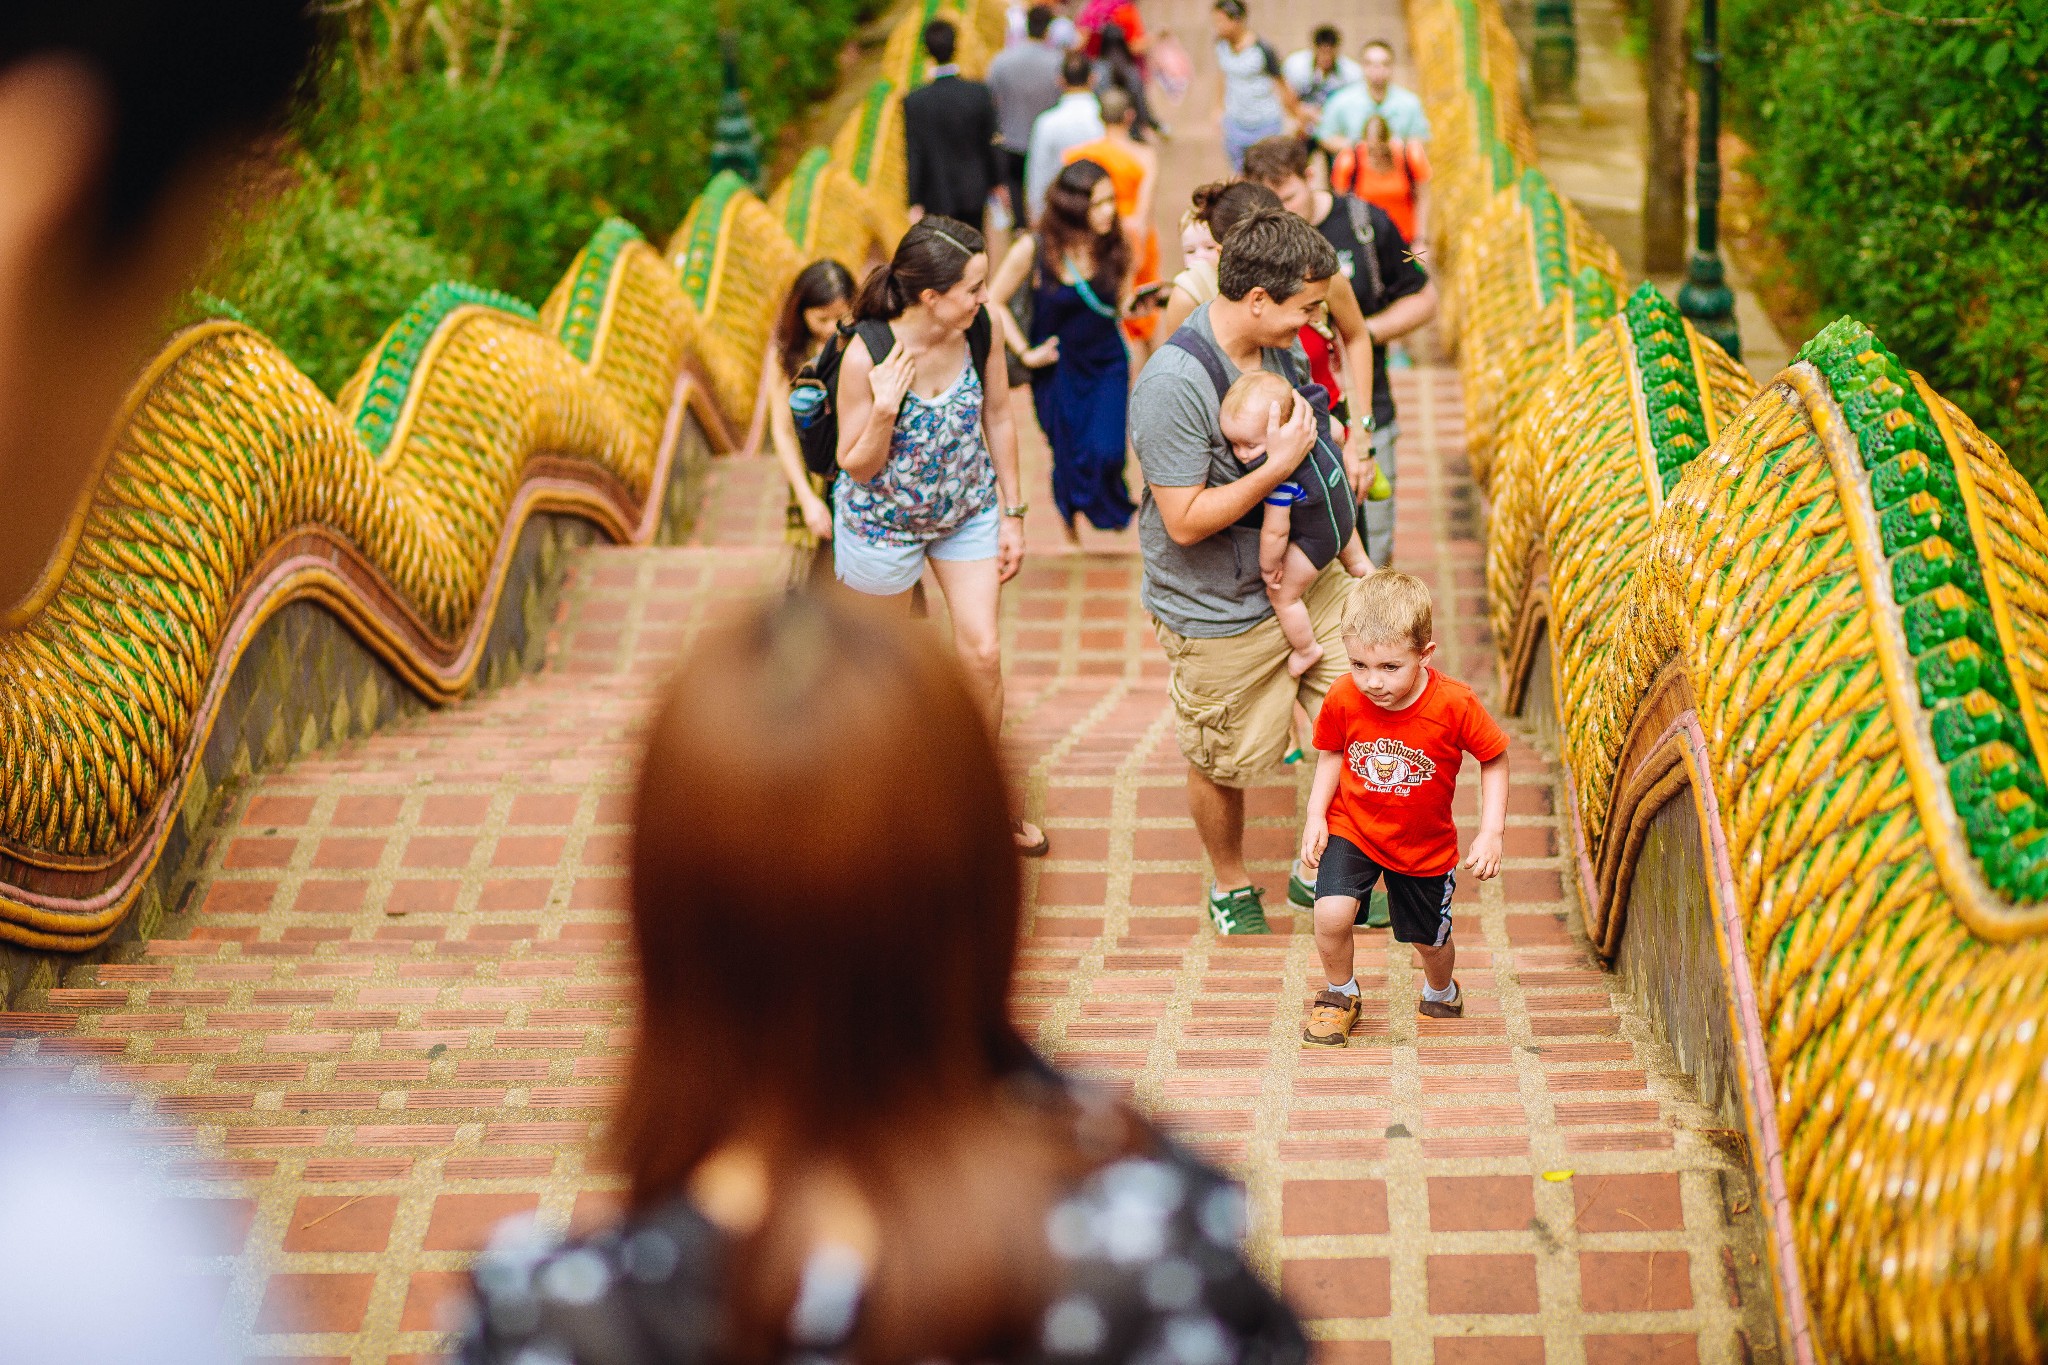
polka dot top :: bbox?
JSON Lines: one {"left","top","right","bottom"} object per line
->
{"left": 456, "top": 1107, "right": 1306, "bottom": 1365}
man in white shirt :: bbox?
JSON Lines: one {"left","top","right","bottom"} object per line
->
{"left": 1283, "top": 26, "right": 1362, "bottom": 127}
{"left": 1025, "top": 50, "right": 1105, "bottom": 222}
{"left": 1316, "top": 39, "right": 1431, "bottom": 148}
{"left": 1006, "top": 0, "right": 1078, "bottom": 49}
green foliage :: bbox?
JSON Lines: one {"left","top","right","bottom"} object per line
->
{"left": 323, "top": 74, "right": 626, "bottom": 304}
{"left": 512, "top": 0, "right": 871, "bottom": 240}
{"left": 191, "top": 0, "right": 878, "bottom": 394}
{"left": 183, "top": 172, "right": 466, "bottom": 396}
{"left": 1727, "top": 0, "right": 2048, "bottom": 493}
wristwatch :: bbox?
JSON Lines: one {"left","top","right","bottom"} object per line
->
{"left": 1002, "top": 502, "right": 1030, "bottom": 519}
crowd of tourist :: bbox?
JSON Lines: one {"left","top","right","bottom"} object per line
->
{"left": 768, "top": 0, "right": 1470, "bottom": 939}
{"left": 0, "top": 3, "right": 1513, "bottom": 1362}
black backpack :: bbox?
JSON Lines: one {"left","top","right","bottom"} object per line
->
{"left": 1165, "top": 324, "right": 1356, "bottom": 550}
{"left": 790, "top": 309, "right": 994, "bottom": 481}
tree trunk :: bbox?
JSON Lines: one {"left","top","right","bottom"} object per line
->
{"left": 1643, "top": 0, "right": 1689, "bottom": 273}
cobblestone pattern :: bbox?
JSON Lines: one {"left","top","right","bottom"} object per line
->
{"left": 3, "top": 371, "right": 1770, "bottom": 1363}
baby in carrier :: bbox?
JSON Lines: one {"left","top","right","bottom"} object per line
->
{"left": 1220, "top": 370, "right": 1374, "bottom": 675}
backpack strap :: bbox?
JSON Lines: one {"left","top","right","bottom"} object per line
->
{"left": 1344, "top": 194, "right": 1386, "bottom": 308}
{"left": 968, "top": 306, "right": 993, "bottom": 381}
{"left": 1272, "top": 344, "right": 1308, "bottom": 389}
{"left": 853, "top": 312, "right": 992, "bottom": 382}
{"left": 851, "top": 318, "right": 897, "bottom": 369}
{"left": 1165, "top": 324, "right": 1235, "bottom": 402}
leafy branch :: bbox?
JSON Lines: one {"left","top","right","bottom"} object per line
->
{"left": 1865, "top": 0, "right": 2005, "bottom": 25}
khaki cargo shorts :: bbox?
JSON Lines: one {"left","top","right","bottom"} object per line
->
{"left": 1151, "top": 562, "right": 1353, "bottom": 788}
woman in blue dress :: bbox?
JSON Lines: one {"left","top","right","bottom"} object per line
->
{"left": 990, "top": 158, "right": 1140, "bottom": 542}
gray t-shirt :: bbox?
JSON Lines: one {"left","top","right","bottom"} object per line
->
{"left": 988, "top": 41, "right": 1065, "bottom": 152}
{"left": 1131, "top": 304, "right": 1305, "bottom": 638}
{"left": 1216, "top": 37, "right": 1285, "bottom": 130}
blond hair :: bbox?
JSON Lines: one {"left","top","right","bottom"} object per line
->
{"left": 1219, "top": 369, "right": 1295, "bottom": 427}
{"left": 1340, "top": 570, "right": 1433, "bottom": 651}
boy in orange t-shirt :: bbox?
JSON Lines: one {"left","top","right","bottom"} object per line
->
{"left": 1298, "top": 572, "right": 1509, "bottom": 1045}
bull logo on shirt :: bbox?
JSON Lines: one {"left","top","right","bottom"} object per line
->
{"left": 1347, "top": 738, "right": 1434, "bottom": 793}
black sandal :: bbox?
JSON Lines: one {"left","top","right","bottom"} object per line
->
{"left": 1015, "top": 821, "right": 1050, "bottom": 858}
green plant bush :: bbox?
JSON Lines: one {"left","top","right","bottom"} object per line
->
{"left": 190, "top": 0, "right": 882, "bottom": 394}
{"left": 323, "top": 74, "right": 625, "bottom": 305}
{"left": 1727, "top": 0, "right": 2048, "bottom": 492}
{"left": 186, "top": 171, "right": 467, "bottom": 396}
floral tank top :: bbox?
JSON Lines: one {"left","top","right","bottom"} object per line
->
{"left": 835, "top": 354, "right": 997, "bottom": 547}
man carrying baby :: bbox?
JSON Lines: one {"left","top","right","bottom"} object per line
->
{"left": 1132, "top": 207, "right": 1361, "bottom": 936}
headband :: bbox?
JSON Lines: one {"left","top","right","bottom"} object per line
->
{"left": 925, "top": 225, "right": 975, "bottom": 256}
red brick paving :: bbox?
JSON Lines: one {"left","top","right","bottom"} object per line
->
{"left": 1, "top": 13, "right": 1769, "bottom": 1352}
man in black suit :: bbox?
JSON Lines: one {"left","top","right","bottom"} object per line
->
{"left": 902, "top": 20, "right": 1002, "bottom": 228}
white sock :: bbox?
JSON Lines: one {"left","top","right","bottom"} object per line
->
{"left": 1327, "top": 977, "right": 1360, "bottom": 997}
{"left": 1421, "top": 979, "right": 1458, "bottom": 1003}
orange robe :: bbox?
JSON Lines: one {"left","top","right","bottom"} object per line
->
{"left": 1064, "top": 137, "right": 1160, "bottom": 342}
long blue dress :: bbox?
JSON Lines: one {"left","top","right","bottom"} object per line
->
{"left": 1029, "top": 270, "right": 1135, "bottom": 531}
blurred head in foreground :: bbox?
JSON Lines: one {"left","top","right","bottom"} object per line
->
{"left": 621, "top": 593, "right": 1134, "bottom": 1360}
{"left": 0, "top": 1, "right": 319, "bottom": 614}
{"left": 0, "top": 1084, "right": 232, "bottom": 1364}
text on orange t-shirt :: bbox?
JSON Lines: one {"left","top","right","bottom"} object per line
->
{"left": 1312, "top": 668, "right": 1507, "bottom": 877}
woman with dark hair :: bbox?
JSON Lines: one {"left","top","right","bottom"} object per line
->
{"left": 833, "top": 217, "right": 1046, "bottom": 856}
{"left": 1157, "top": 179, "right": 1276, "bottom": 339}
{"left": 766, "top": 259, "right": 857, "bottom": 572}
{"left": 459, "top": 594, "right": 1308, "bottom": 1365}
{"left": 990, "top": 159, "right": 1137, "bottom": 541}
{"left": 1091, "top": 22, "right": 1160, "bottom": 141}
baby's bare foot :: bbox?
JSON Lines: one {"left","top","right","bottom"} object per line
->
{"left": 1287, "top": 641, "right": 1324, "bottom": 678}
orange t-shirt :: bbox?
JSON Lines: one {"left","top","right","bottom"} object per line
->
{"left": 1313, "top": 668, "right": 1507, "bottom": 876}
{"left": 1335, "top": 141, "right": 1432, "bottom": 244}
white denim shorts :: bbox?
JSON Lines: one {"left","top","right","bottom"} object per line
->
{"left": 832, "top": 503, "right": 1001, "bottom": 596}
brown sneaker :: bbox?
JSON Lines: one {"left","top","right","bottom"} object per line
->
{"left": 1418, "top": 980, "right": 1464, "bottom": 1019}
{"left": 1303, "top": 989, "right": 1362, "bottom": 1046}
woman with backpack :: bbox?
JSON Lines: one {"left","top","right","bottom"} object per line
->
{"left": 767, "top": 260, "right": 857, "bottom": 581}
{"left": 990, "top": 158, "right": 1138, "bottom": 544}
{"left": 1332, "top": 114, "right": 1432, "bottom": 251}
{"left": 833, "top": 217, "right": 1048, "bottom": 857}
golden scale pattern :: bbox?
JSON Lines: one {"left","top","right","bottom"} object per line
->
{"left": 1451, "top": 186, "right": 1625, "bottom": 488}
{"left": 1489, "top": 316, "right": 1758, "bottom": 851}
{"left": 0, "top": 0, "right": 1004, "bottom": 944}
{"left": 1407, "top": 0, "right": 2048, "bottom": 1353}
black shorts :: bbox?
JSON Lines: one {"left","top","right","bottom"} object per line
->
{"left": 1313, "top": 835, "right": 1455, "bottom": 946}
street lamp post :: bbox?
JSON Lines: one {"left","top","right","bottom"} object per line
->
{"left": 708, "top": 31, "right": 763, "bottom": 188}
{"left": 1676, "top": 0, "right": 1741, "bottom": 357}
{"left": 1531, "top": 0, "right": 1578, "bottom": 105}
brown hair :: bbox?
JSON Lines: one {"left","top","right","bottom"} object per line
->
{"left": 1341, "top": 569, "right": 1433, "bottom": 650}
{"left": 1241, "top": 134, "right": 1311, "bottom": 186}
{"left": 854, "top": 216, "right": 985, "bottom": 320}
{"left": 773, "top": 259, "right": 857, "bottom": 379}
{"left": 1205, "top": 179, "right": 1281, "bottom": 244}
{"left": 1186, "top": 178, "right": 1234, "bottom": 226}
{"left": 1038, "top": 158, "right": 1130, "bottom": 300}
{"left": 622, "top": 594, "right": 1140, "bottom": 1362}
{"left": 1217, "top": 207, "right": 1339, "bottom": 303}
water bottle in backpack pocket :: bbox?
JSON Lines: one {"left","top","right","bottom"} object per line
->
{"left": 790, "top": 323, "right": 856, "bottom": 483}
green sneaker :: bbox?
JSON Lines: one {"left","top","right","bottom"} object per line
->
{"left": 1288, "top": 868, "right": 1317, "bottom": 908}
{"left": 1353, "top": 889, "right": 1392, "bottom": 928}
{"left": 1207, "top": 884, "right": 1271, "bottom": 935}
